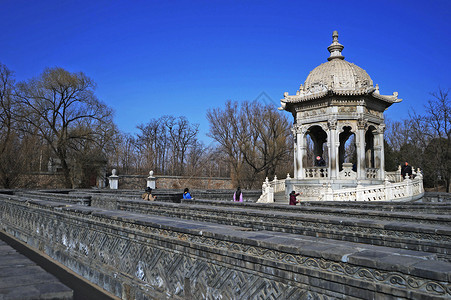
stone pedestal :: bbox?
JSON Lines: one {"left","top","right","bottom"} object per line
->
{"left": 109, "top": 169, "right": 119, "bottom": 190}
{"left": 147, "top": 170, "right": 156, "bottom": 189}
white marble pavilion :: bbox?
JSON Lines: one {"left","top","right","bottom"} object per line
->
{"left": 258, "top": 31, "right": 423, "bottom": 202}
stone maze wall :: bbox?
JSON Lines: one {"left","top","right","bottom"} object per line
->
{"left": 0, "top": 190, "right": 451, "bottom": 299}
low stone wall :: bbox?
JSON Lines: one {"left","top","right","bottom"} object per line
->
{"left": 18, "top": 173, "right": 67, "bottom": 189}
{"left": 117, "top": 175, "right": 233, "bottom": 190}
{"left": 422, "top": 192, "right": 451, "bottom": 203}
{"left": 7, "top": 173, "right": 233, "bottom": 190}
{"left": 1, "top": 193, "right": 451, "bottom": 299}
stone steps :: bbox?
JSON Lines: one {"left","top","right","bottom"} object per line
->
{"left": 273, "top": 191, "right": 287, "bottom": 204}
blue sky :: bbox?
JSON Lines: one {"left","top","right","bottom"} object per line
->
{"left": 2, "top": 0, "right": 450, "bottom": 144}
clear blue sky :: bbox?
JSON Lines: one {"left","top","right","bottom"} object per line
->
{"left": 2, "top": 0, "right": 450, "bottom": 144}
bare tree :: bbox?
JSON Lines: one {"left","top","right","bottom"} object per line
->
{"left": 135, "top": 115, "right": 200, "bottom": 176}
{"left": 110, "top": 133, "right": 139, "bottom": 174}
{"left": 207, "top": 101, "right": 244, "bottom": 185}
{"left": 207, "top": 100, "right": 292, "bottom": 188}
{"left": 0, "top": 63, "right": 27, "bottom": 187}
{"left": 411, "top": 88, "right": 451, "bottom": 191}
{"left": 15, "top": 67, "right": 114, "bottom": 188}
{"left": 164, "top": 116, "right": 199, "bottom": 175}
{"left": 385, "top": 119, "right": 412, "bottom": 152}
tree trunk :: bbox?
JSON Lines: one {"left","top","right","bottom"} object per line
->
{"left": 60, "top": 159, "right": 72, "bottom": 188}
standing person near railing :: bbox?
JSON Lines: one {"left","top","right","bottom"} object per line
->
{"left": 233, "top": 187, "right": 243, "bottom": 202}
{"left": 401, "top": 161, "right": 412, "bottom": 179}
{"left": 315, "top": 156, "right": 326, "bottom": 167}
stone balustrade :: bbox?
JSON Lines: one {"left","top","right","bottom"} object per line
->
{"left": 328, "top": 176, "right": 424, "bottom": 202}
{"left": 257, "top": 175, "right": 287, "bottom": 203}
{"left": 366, "top": 167, "right": 378, "bottom": 179}
{"left": 304, "top": 167, "right": 328, "bottom": 178}
{"left": 385, "top": 171, "right": 402, "bottom": 183}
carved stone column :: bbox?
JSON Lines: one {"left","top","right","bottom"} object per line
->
{"left": 357, "top": 118, "right": 367, "bottom": 181}
{"left": 291, "top": 127, "right": 298, "bottom": 178}
{"left": 377, "top": 124, "right": 386, "bottom": 180}
{"left": 296, "top": 125, "right": 305, "bottom": 179}
{"left": 328, "top": 119, "right": 338, "bottom": 179}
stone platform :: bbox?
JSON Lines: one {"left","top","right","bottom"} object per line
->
{"left": 0, "top": 239, "right": 73, "bottom": 300}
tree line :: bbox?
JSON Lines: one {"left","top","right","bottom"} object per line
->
{"left": 0, "top": 63, "right": 449, "bottom": 190}
{"left": 0, "top": 63, "right": 292, "bottom": 189}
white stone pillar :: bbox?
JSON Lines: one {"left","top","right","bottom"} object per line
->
{"left": 384, "top": 178, "right": 393, "bottom": 201}
{"left": 296, "top": 131, "right": 304, "bottom": 179}
{"left": 108, "top": 169, "right": 119, "bottom": 190}
{"left": 377, "top": 125, "right": 386, "bottom": 181}
{"left": 147, "top": 170, "right": 156, "bottom": 189}
{"left": 357, "top": 119, "right": 366, "bottom": 181}
{"left": 292, "top": 127, "right": 298, "bottom": 178}
{"left": 405, "top": 178, "right": 413, "bottom": 199}
{"left": 328, "top": 119, "right": 337, "bottom": 179}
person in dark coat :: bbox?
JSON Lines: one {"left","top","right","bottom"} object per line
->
{"left": 289, "top": 191, "right": 300, "bottom": 205}
{"left": 401, "top": 161, "right": 412, "bottom": 179}
{"left": 315, "top": 156, "right": 326, "bottom": 167}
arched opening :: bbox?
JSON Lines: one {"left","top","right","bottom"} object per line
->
{"left": 305, "top": 125, "right": 328, "bottom": 167}
{"left": 365, "top": 126, "right": 376, "bottom": 168}
{"left": 339, "top": 126, "right": 356, "bottom": 171}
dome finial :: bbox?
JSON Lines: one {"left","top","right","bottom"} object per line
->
{"left": 327, "top": 31, "right": 345, "bottom": 61}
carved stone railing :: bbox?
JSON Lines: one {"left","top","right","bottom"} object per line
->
{"left": 386, "top": 166, "right": 421, "bottom": 183}
{"left": 304, "top": 167, "right": 328, "bottom": 178}
{"left": 257, "top": 175, "right": 287, "bottom": 203}
{"left": 366, "top": 168, "right": 378, "bottom": 179}
{"left": 324, "top": 174, "right": 424, "bottom": 202}
{"left": 385, "top": 171, "right": 401, "bottom": 183}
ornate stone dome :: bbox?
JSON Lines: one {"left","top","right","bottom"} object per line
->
{"left": 302, "top": 31, "right": 373, "bottom": 94}
{"left": 280, "top": 31, "right": 401, "bottom": 109}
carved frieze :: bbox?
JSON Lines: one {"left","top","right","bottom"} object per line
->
{"left": 297, "top": 107, "right": 327, "bottom": 119}
{"left": 338, "top": 106, "right": 356, "bottom": 113}
{"left": 364, "top": 107, "right": 383, "bottom": 118}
